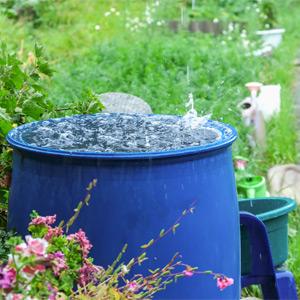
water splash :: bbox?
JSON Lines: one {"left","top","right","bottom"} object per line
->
{"left": 14, "top": 113, "right": 220, "bottom": 153}
{"left": 182, "top": 93, "right": 211, "bottom": 129}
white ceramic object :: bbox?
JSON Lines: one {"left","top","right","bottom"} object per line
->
{"left": 238, "top": 82, "right": 280, "bottom": 148}
{"left": 245, "top": 82, "right": 263, "bottom": 98}
{"left": 256, "top": 85, "right": 281, "bottom": 121}
{"left": 253, "top": 45, "right": 273, "bottom": 57}
{"left": 256, "top": 28, "right": 285, "bottom": 49}
{"left": 237, "top": 97, "right": 266, "bottom": 148}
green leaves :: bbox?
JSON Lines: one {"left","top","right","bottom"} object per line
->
{"left": 172, "top": 223, "right": 180, "bottom": 235}
{"left": 28, "top": 224, "right": 48, "bottom": 238}
{"left": 70, "top": 90, "right": 105, "bottom": 115}
{"left": 0, "top": 229, "right": 15, "bottom": 263}
{"left": 140, "top": 239, "right": 154, "bottom": 249}
{"left": 0, "top": 108, "right": 12, "bottom": 136}
{"left": 0, "top": 41, "right": 52, "bottom": 122}
{"left": 22, "top": 98, "right": 45, "bottom": 119}
{"left": 35, "top": 43, "right": 43, "bottom": 58}
{"left": 159, "top": 228, "right": 165, "bottom": 237}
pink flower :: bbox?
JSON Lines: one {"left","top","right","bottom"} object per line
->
{"left": 15, "top": 236, "right": 48, "bottom": 257}
{"left": 127, "top": 281, "right": 139, "bottom": 292}
{"left": 6, "top": 294, "right": 23, "bottom": 300}
{"left": 25, "top": 236, "right": 49, "bottom": 257}
{"left": 30, "top": 215, "right": 56, "bottom": 226}
{"left": 47, "top": 283, "right": 58, "bottom": 300}
{"left": 0, "top": 267, "right": 16, "bottom": 289}
{"left": 216, "top": 276, "right": 234, "bottom": 291}
{"left": 68, "top": 229, "right": 92, "bottom": 257}
{"left": 15, "top": 242, "right": 28, "bottom": 253}
{"left": 22, "top": 264, "right": 46, "bottom": 276}
{"left": 48, "top": 252, "right": 67, "bottom": 276}
{"left": 45, "top": 226, "right": 63, "bottom": 241}
{"left": 235, "top": 159, "right": 247, "bottom": 170}
{"left": 183, "top": 269, "right": 194, "bottom": 277}
{"left": 78, "top": 262, "right": 100, "bottom": 286}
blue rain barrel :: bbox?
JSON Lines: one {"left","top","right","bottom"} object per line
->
{"left": 7, "top": 113, "right": 240, "bottom": 299}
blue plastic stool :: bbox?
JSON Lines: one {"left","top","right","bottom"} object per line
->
{"left": 240, "top": 212, "right": 298, "bottom": 300}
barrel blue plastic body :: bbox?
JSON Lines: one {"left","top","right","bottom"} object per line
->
{"left": 7, "top": 115, "right": 240, "bottom": 299}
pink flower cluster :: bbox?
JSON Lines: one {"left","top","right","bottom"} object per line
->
{"left": 216, "top": 276, "right": 234, "bottom": 291}
{"left": 48, "top": 252, "right": 67, "bottom": 276}
{"left": 30, "top": 214, "right": 63, "bottom": 242}
{"left": 68, "top": 229, "right": 92, "bottom": 258}
{"left": 30, "top": 215, "right": 56, "bottom": 226}
{"left": 0, "top": 267, "right": 16, "bottom": 289}
{"left": 78, "top": 261, "right": 100, "bottom": 286}
{"left": 45, "top": 226, "right": 63, "bottom": 241}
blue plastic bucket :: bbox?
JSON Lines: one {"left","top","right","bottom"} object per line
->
{"left": 7, "top": 113, "right": 240, "bottom": 299}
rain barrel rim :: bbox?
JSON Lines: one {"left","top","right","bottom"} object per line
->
{"left": 239, "top": 197, "right": 297, "bottom": 221}
{"left": 6, "top": 113, "right": 237, "bottom": 160}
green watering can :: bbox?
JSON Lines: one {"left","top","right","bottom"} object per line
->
{"left": 237, "top": 175, "right": 268, "bottom": 198}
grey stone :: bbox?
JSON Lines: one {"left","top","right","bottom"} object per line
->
{"left": 98, "top": 92, "right": 152, "bottom": 114}
{"left": 268, "top": 164, "right": 300, "bottom": 205}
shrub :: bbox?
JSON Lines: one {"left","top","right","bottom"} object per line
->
{"left": 0, "top": 42, "right": 103, "bottom": 223}
{"left": 0, "top": 42, "right": 54, "bottom": 191}
{"left": 0, "top": 0, "right": 59, "bottom": 26}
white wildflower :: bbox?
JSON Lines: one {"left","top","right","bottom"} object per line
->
{"left": 146, "top": 17, "right": 153, "bottom": 24}
{"left": 242, "top": 38, "right": 250, "bottom": 48}
{"left": 228, "top": 22, "right": 234, "bottom": 32}
{"left": 241, "top": 29, "right": 247, "bottom": 38}
{"left": 121, "top": 265, "right": 129, "bottom": 274}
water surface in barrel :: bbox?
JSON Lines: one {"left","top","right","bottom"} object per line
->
{"left": 15, "top": 113, "right": 222, "bottom": 153}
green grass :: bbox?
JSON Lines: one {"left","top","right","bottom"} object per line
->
{"left": 288, "top": 207, "right": 300, "bottom": 293}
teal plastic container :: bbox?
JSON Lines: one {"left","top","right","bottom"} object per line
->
{"left": 239, "top": 197, "right": 296, "bottom": 275}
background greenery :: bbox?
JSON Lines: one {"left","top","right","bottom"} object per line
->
{"left": 0, "top": 0, "right": 299, "bottom": 296}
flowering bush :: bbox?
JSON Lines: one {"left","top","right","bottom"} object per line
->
{"left": 0, "top": 181, "right": 234, "bottom": 299}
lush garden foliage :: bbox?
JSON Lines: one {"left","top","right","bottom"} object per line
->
{"left": 0, "top": 0, "right": 299, "bottom": 297}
